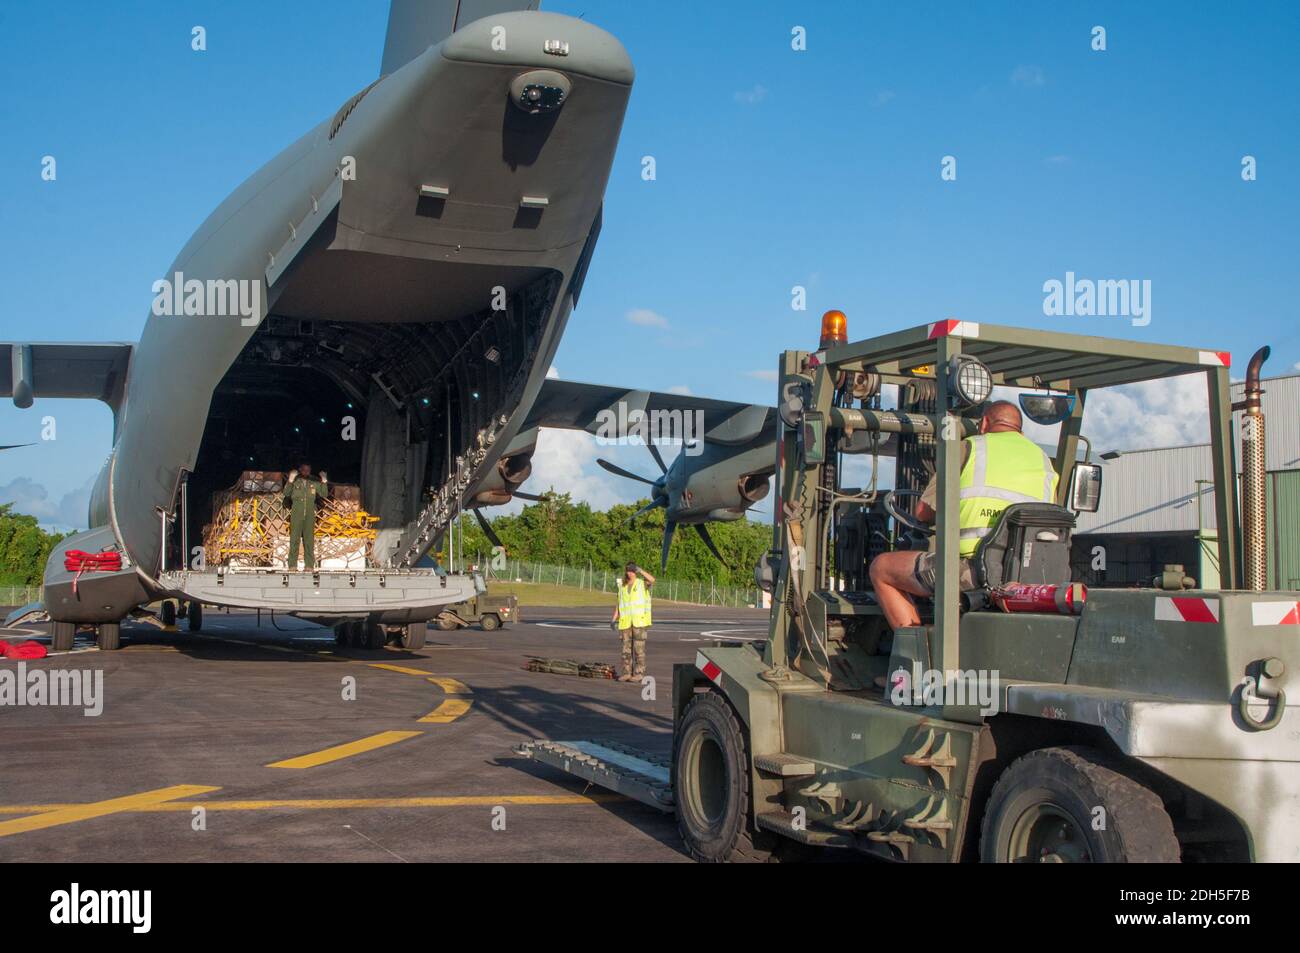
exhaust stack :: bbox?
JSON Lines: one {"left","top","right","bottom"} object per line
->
{"left": 1238, "top": 346, "right": 1271, "bottom": 591}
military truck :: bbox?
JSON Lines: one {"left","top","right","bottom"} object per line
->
{"left": 521, "top": 318, "right": 1297, "bottom": 863}
{"left": 435, "top": 585, "right": 519, "bottom": 631}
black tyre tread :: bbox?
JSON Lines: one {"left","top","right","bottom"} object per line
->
{"left": 97, "top": 622, "right": 121, "bottom": 651}
{"left": 51, "top": 622, "right": 76, "bottom": 652}
{"left": 402, "top": 622, "right": 427, "bottom": 650}
{"left": 675, "top": 690, "right": 774, "bottom": 863}
{"left": 188, "top": 603, "right": 203, "bottom": 632}
{"left": 980, "top": 745, "right": 1179, "bottom": 863}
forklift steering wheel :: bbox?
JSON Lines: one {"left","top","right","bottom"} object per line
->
{"left": 883, "top": 489, "right": 935, "bottom": 537}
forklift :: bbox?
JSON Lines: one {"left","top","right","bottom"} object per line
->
{"left": 521, "top": 317, "right": 1296, "bottom": 862}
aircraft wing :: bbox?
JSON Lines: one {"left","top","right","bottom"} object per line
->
{"left": 0, "top": 342, "right": 133, "bottom": 410}
{"left": 523, "top": 377, "right": 777, "bottom": 447}
{"left": 381, "top": 0, "right": 541, "bottom": 75}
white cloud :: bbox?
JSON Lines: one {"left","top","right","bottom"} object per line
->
{"left": 874, "top": 90, "right": 896, "bottom": 106}
{"left": 626, "top": 308, "right": 669, "bottom": 329}
{"left": 1083, "top": 376, "right": 1209, "bottom": 454}
{"left": 546, "top": 365, "right": 560, "bottom": 379}
{"left": 734, "top": 84, "right": 768, "bottom": 105}
{"left": 1045, "top": 154, "right": 1070, "bottom": 165}
{"left": 667, "top": 385, "right": 692, "bottom": 396}
{"left": 0, "top": 474, "right": 94, "bottom": 531}
{"left": 746, "top": 369, "right": 779, "bottom": 382}
{"left": 1011, "top": 65, "right": 1045, "bottom": 88}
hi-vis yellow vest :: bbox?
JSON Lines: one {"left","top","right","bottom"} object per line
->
{"left": 617, "top": 578, "right": 652, "bottom": 629}
{"left": 958, "top": 432, "right": 1059, "bottom": 557}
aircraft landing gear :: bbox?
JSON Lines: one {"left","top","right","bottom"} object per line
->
{"left": 51, "top": 621, "right": 76, "bottom": 652}
{"left": 160, "top": 600, "right": 177, "bottom": 627}
{"left": 97, "top": 622, "right": 121, "bottom": 651}
{"left": 188, "top": 601, "right": 203, "bottom": 632}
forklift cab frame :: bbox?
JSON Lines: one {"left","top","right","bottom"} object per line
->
{"left": 768, "top": 320, "right": 1239, "bottom": 695}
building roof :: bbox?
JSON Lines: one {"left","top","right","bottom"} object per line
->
{"left": 1076, "top": 371, "right": 1298, "bottom": 535}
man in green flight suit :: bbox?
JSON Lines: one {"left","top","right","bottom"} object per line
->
{"left": 283, "top": 462, "right": 328, "bottom": 570}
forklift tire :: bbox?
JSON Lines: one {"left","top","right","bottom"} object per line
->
{"left": 188, "top": 602, "right": 203, "bottom": 632}
{"left": 436, "top": 616, "right": 459, "bottom": 631}
{"left": 401, "top": 622, "right": 427, "bottom": 651}
{"left": 674, "top": 690, "right": 775, "bottom": 863}
{"left": 51, "top": 622, "right": 76, "bottom": 652}
{"left": 97, "top": 622, "right": 121, "bottom": 651}
{"left": 160, "top": 600, "right": 177, "bottom": 626}
{"left": 980, "top": 746, "right": 1180, "bottom": 863}
{"left": 479, "top": 613, "right": 501, "bottom": 632}
{"left": 363, "top": 622, "right": 386, "bottom": 651}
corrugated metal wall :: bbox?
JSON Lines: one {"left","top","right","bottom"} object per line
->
{"left": 1268, "top": 469, "right": 1300, "bottom": 590}
{"left": 1234, "top": 373, "right": 1300, "bottom": 472}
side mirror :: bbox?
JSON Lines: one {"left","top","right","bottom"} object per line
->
{"left": 1068, "top": 462, "right": 1103, "bottom": 513}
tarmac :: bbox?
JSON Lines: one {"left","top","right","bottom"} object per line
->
{"left": 0, "top": 604, "right": 770, "bottom": 862}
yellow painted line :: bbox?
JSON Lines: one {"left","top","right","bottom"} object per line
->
{"left": 428, "top": 675, "right": 471, "bottom": 695}
{"left": 0, "top": 784, "right": 220, "bottom": 838}
{"left": 418, "top": 675, "right": 474, "bottom": 723}
{"left": 0, "top": 793, "right": 624, "bottom": 816}
{"left": 419, "top": 698, "right": 473, "bottom": 723}
{"left": 266, "top": 730, "right": 423, "bottom": 769}
{"left": 369, "top": 663, "right": 431, "bottom": 676}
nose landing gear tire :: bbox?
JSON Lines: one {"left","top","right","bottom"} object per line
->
{"left": 160, "top": 600, "right": 176, "bottom": 626}
{"left": 187, "top": 602, "right": 203, "bottom": 632}
{"left": 673, "top": 690, "right": 775, "bottom": 863}
{"left": 979, "top": 746, "right": 1180, "bottom": 863}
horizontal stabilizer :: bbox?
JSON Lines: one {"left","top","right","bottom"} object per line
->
{"left": 381, "top": 0, "right": 541, "bottom": 75}
{"left": 0, "top": 342, "right": 133, "bottom": 410}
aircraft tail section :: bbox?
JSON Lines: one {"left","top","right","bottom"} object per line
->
{"left": 381, "top": 0, "right": 541, "bottom": 75}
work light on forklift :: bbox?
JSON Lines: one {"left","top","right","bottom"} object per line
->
{"left": 819, "top": 310, "right": 847, "bottom": 348}
{"left": 947, "top": 355, "right": 993, "bottom": 407}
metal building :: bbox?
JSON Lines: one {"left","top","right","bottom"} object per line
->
{"left": 1072, "top": 372, "right": 1299, "bottom": 590}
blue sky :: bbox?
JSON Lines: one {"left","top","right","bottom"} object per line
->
{"left": 2, "top": 0, "right": 1298, "bottom": 528}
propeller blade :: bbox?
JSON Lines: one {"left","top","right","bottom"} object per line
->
{"left": 472, "top": 509, "right": 503, "bottom": 550}
{"left": 693, "top": 523, "right": 726, "bottom": 564}
{"left": 597, "top": 458, "right": 657, "bottom": 485}
{"left": 646, "top": 441, "right": 667, "bottom": 474}
{"left": 625, "top": 498, "right": 666, "bottom": 525}
{"left": 660, "top": 521, "right": 677, "bottom": 571}
{"left": 512, "top": 490, "right": 545, "bottom": 502}
{"left": 0, "top": 444, "right": 34, "bottom": 451}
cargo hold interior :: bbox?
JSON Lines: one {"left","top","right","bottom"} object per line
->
{"left": 183, "top": 254, "right": 561, "bottom": 569}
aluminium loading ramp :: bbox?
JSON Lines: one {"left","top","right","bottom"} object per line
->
{"left": 156, "top": 567, "right": 477, "bottom": 615}
{"left": 514, "top": 740, "right": 674, "bottom": 812}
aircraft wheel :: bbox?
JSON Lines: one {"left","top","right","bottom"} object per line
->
{"left": 363, "top": 621, "right": 386, "bottom": 651}
{"left": 479, "top": 613, "right": 501, "bottom": 632}
{"left": 980, "top": 746, "right": 1179, "bottom": 863}
{"left": 673, "top": 690, "right": 774, "bottom": 863}
{"left": 401, "top": 622, "right": 427, "bottom": 651}
{"left": 160, "top": 600, "right": 177, "bottom": 626}
{"left": 51, "top": 622, "right": 76, "bottom": 652}
{"left": 97, "top": 622, "right": 121, "bottom": 651}
{"left": 188, "top": 602, "right": 203, "bottom": 632}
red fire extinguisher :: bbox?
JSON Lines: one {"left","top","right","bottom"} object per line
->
{"left": 992, "top": 581, "right": 1086, "bottom": 615}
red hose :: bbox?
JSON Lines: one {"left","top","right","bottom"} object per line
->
{"left": 63, "top": 549, "right": 123, "bottom": 594}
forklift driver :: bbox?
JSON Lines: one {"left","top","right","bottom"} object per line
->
{"left": 868, "top": 400, "right": 1058, "bottom": 631}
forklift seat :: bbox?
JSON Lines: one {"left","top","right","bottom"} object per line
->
{"left": 969, "top": 502, "right": 1076, "bottom": 591}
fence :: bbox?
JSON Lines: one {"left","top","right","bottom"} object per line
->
{"left": 483, "top": 558, "right": 763, "bottom": 609}
{"left": 0, "top": 585, "right": 40, "bottom": 607}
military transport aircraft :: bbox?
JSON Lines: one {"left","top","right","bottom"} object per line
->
{"left": 0, "top": 0, "right": 779, "bottom": 644}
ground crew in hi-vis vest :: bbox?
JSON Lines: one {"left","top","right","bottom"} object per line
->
{"left": 612, "top": 562, "right": 655, "bottom": 681}
{"left": 869, "top": 400, "right": 1057, "bottom": 633}
{"left": 283, "top": 462, "right": 328, "bottom": 570}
